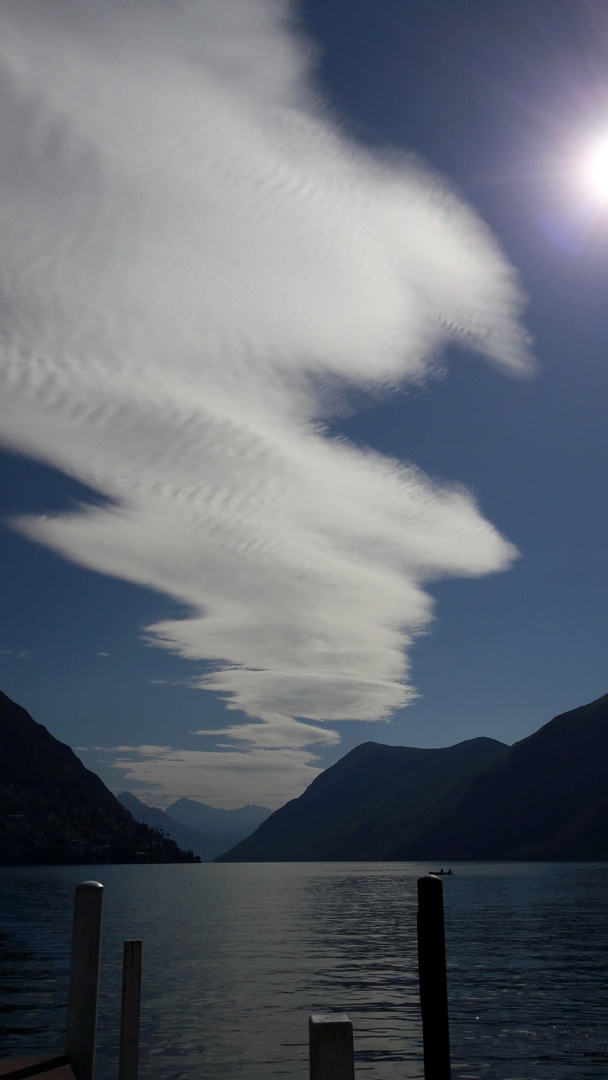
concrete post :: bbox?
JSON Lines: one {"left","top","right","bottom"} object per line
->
{"left": 65, "top": 881, "right": 104, "bottom": 1080}
{"left": 309, "top": 1013, "right": 354, "bottom": 1080}
{"left": 118, "top": 940, "right": 142, "bottom": 1080}
{"left": 417, "top": 875, "right": 451, "bottom": 1080}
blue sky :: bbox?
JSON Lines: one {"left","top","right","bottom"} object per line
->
{"left": 0, "top": 0, "right": 606, "bottom": 809}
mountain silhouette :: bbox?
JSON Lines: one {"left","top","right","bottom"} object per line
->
{"left": 217, "top": 735, "right": 507, "bottom": 860}
{"left": 0, "top": 689, "right": 198, "bottom": 864}
{"left": 403, "top": 692, "right": 608, "bottom": 860}
{"left": 217, "top": 693, "right": 608, "bottom": 862}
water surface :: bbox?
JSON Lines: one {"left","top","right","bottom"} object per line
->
{"left": 1, "top": 862, "right": 607, "bottom": 1079}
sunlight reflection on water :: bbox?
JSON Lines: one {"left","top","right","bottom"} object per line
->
{"left": 1, "top": 863, "right": 607, "bottom": 1079}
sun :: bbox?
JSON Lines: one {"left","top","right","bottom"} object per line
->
{"left": 583, "top": 135, "right": 608, "bottom": 200}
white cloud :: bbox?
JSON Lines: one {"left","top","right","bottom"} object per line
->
{"left": 0, "top": 0, "right": 532, "bottom": 801}
{"left": 84, "top": 743, "right": 322, "bottom": 811}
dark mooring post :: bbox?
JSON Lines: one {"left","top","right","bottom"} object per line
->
{"left": 417, "top": 875, "right": 451, "bottom": 1080}
{"left": 65, "top": 881, "right": 105, "bottom": 1080}
{"left": 309, "top": 1014, "right": 355, "bottom": 1080}
{"left": 118, "top": 940, "right": 142, "bottom": 1080}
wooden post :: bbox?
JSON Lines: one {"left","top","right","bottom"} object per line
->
{"left": 65, "top": 881, "right": 104, "bottom": 1080}
{"left": 309, "top": 1013, "right": 354, "bottom": 1080}
{"left": 417, "top": 875, "right": 451, "bottom": 1080}
{"left": 118, "top": 940, "right": 142, "bottom": 1080}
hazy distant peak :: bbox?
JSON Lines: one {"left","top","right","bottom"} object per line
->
{"left": 164, "top": 797, "right": 271, "bottom": 835}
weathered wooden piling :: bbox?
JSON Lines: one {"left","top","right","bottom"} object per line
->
{"left": 118, "top": 941, "right": 142, "bottom": 1080}
{"left": 417, "top": 875, "right": 451, "bottom": 1080}
{"left": 309, "top": 1014, "right": 354, "bottom": 1080}
{"left": 65, "top": 881, "right": 104, "bottom": 1080}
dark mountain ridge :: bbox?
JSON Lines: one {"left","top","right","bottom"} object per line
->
{"left": 404, "top": 692, "right": 608, "bottom": 861}
{"left": 217, "top": 693, "right": 608, "bottom": 862}
{"left": 217, "top": 735, "right": 508, "bottom": 861}
{"left": 0, "top": 690, "right": 198, "bottom": 864}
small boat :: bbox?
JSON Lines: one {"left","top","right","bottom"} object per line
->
{"left": 429, "top": 868, "right": 454, "bottom": 876}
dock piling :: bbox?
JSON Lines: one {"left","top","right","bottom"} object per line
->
{"left": 309, "top": 1014, "right": 354, "bottom": 1080}
{"left": 65, "top": 881, "right": 104, "bottom": 1080}
{"left": 417, "top": 875, "right": 451, "bottom": 1080}
{"left": 118, "top": 941, "right": 142, "bottom": 1080}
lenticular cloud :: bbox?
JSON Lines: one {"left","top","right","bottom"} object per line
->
{"left": 0, "top": 0, "right": 531, "bottom": 763}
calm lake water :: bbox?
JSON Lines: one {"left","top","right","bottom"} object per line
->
{"left": 1, "top": 862, "right": 607, "bottom": 1079}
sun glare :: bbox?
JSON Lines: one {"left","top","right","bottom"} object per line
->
{"left": 583, "top": 136, "right": 608, "bottom": 200}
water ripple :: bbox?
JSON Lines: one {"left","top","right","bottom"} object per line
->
{"left": 1, "top": 863, "right": 607, "bottom": 1079}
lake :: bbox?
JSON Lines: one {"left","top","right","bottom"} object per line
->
{"left": 1, "top": 862, "right": 607, "bottom": 1079}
